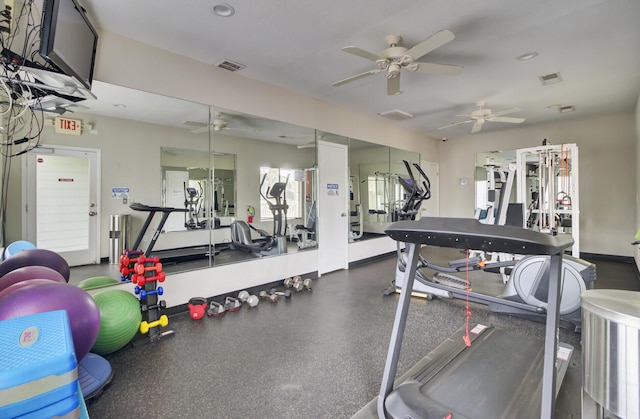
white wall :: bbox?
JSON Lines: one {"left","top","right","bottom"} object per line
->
{"left": 439, "top": 112, "right": 636, "bottom": 257}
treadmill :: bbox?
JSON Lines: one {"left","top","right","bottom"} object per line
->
{"left": 378, "top": 217, "right": 574, "bottom": 419}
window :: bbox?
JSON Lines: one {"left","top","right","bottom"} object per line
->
{"left": 259, "top": 167, "right": 302, "bottom": 220}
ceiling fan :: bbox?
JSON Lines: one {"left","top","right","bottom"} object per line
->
{"left": 438, "top": 102, "right": 525, "bottom": 133}
{"left": 184, "top": 111, "right": 259, "bottom": 134}
{"left": 332, "top": 30, "right": 463, "bottom": 95}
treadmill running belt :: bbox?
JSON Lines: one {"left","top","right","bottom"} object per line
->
{"left": 386, "top": 327, "right": 573, "bottom": 419}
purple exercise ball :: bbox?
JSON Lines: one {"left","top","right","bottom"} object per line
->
{"left": 0, "top": 278, "right": 60, "bottom": 300}
{"left": 0, "top": 282, "right": 101, "bottom": 361}
{"left": 0, "top": 265, "right": 66, "bottom": 292}
{"left": 0, "top": 249, "right": 70, "bottom": 282}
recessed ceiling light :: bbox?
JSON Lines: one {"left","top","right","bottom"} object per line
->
{"left": 113, "top": 104, "right": 126, "bottom": 108}
{"left": 212, "top": 3, "right": 235, "bottom": 17}
{"left": 516, "top": 52, "right": 538, "bottom": 61}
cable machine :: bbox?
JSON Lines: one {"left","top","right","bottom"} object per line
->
{"left": 516, "top": 143, "right": 579, "bottom": 257}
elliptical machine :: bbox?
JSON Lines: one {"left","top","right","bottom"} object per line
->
{"left": 388, "top": 160, "right": 595, "bottom": 332}
{"left": 230, "top": 173, "right": 289, "bottom": 256}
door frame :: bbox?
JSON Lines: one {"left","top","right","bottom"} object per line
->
{"left": 22, "top": 145, "right": 101, "bottom": 266}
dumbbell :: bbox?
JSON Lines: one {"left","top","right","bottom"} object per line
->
{"left": 207, "top": 301, "right": 226, "bottom": 317}
{"left": 292, "top": 277, "right": 304, "bottom": 292}
{"left": 303, "top": 278, "right": 313, "bottom": 291}
{"left": 141, "top": 300, "right": 167, "bottom": 312}
{"left": 224, "top": 296, "right": 242, "bottom": 312}
{"left": 237, "top": 290, "right": 259, "bottom": 307}
{"left": 139, "top": 314, "right": 169, "bottom": 334}
{"left": 259, "top": 290, "right": 278, "bottom": 303}
{"left": 246, "top": 294, "right": 259, "bottom": 308}
{"left": 269, "top": 288, "right": 292, "bottom": 299}
{"left": 137, "top": 255, "right": 160, "bottom": 264}
{"left": 134, "top": 271, "right": 166, "bottom": 287}
{"left": 135, "top": 286, "right": 164, "bottom": 299}
{"left": 283, "top": 277, "right": 296, "bottom": 288}
{"left": 135, "top": 261, "right": 163, "bottom": 275}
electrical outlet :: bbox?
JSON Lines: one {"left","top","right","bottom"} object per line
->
{"left": 122, "top": 198, "right": 127, "bottom": 204}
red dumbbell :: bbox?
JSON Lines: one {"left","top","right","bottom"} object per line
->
{"left": 135, "top": 262, "right": 163, "bottom": 275}
{"left": 137, "top": 255, "right": 160, "bottom": 264}
{"left": 134, "top": 271, "right": 166, "bottom": 287}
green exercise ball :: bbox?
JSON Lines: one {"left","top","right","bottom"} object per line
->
{"left": 77, "top": 276, "right": 120, "bottom": 290}
{"left": 91, "top": 289, "right": 141, "bottom": 355}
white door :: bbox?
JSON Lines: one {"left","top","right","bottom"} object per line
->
{"left": 419, "top": 160, "right": 439, "bottom": 218}
{"left": 24, "top": 146, "right": 100, "bottom": 266}
{"left": 318, "top": 140, "right": 349, "bottom": 275}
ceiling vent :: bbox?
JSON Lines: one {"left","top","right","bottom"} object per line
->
{"left": 378, "top": 109, "right": 414, "bottom": 121}
{"left": 216, "top": 59, "right": 245, "bottom": 72}
{"left": 539, "top": 72, "right": 562, "bottom": 86}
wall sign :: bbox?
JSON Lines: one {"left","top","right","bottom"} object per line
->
{"left": 112, "top": 187, "right": 130, "bottom": 199}
{"left": 326, "top": 183, "right": 339, "bottom": 196}
{"left": 54, "top": 117, "right": 82, "bottom": 135}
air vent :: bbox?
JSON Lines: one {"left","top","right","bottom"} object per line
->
{"left": 378, "top": 109, "right": 414, "bottom": 121}
{"left": 539, "top": 72, "right": 562, "bottom": 86}
{"left": 216, "top": 59, "right": 245, "bottom": 72}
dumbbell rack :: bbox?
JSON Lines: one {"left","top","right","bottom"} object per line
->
{"left": 132, "top": 255, "right": 172, "bottom": 343}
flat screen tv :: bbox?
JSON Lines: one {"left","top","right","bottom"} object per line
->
{"left": 39, "top": 0, "right": 98, "bottom": 90}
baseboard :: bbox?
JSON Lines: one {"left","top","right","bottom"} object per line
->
{"left": 580, "top": 252, "right": 635, "bottom": 264}
{"left": 349, "top": 251, "right": 395, "bottom": 269}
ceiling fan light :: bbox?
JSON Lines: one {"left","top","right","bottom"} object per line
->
{"left": 387, "top": 63, "right": 401, "bottom": 78}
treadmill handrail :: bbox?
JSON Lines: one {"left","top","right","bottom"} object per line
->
{"left": 385, "top": 217, "right": 573, "bottom": 255}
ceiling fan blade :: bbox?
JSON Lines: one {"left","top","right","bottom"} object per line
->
{"left": 489, "top": 117, "right": 525, "bottom": 124}
{"left": 405, "top": 30, "right": 455, "bottom": 60}
{"left": 341, "top": 46, "right": 383, "bottom": 62}
{"left": 438, "top": 120, "right": 473, "bottom": 130}
{"left": 471, "top": 120, "right": 484, "bottom": 133}
{"left": 386, "top": 74, "right": 400, "bottom": 95}
{"left": 332, "top": 69, "right": 381, "bottom": 87}
{"left": 412, "top": 62, "right": 463, "bottom": 75}
{"left": 492, "top": 107, "right": 520, "bottom": 117}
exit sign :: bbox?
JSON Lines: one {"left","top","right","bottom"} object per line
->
{"left": 54, "top": 117, "right": 82, "bottom": 135}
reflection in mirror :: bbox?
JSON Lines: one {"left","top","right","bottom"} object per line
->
{"left": 474, "top": 150, "right": 517, "bottom": 225}
{"left": 49, "top": 82, "right": 318, "bottom": 284}
{"left": 210, "top": 107, "right": 318, "bottom": 265}
{"left": 160, "top": 149, "right": 236, "bottom": 233}
{"left": 347, "top": 139, "right": 420, "bottom": 240}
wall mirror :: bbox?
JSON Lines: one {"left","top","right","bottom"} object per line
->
{"left": 27, "top": 81, "right": 318, "bottom": 286}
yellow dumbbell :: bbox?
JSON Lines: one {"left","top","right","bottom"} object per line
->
{"left": 140, "top": 315, "right": 169, "bottom": 334}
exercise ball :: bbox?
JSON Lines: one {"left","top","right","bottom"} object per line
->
{"left": 0, "top": 278, "right": 61, "bottom": 300}
{"left": 0, "top": 265, "right": 66, "bottom": 292}
{"left": 3, "top": 240, "right": 36, "bottom": 260}
{"left": 0, "top": 248, "right": 70, "bottom": 282}
{"left": 91, "top": 290, "right": 141, "bottom": 356}
{"left": 0, "top": 282, "right": 100, "bottom": 361}
{"left": 77, "top": 276, "right": 120, "bottom": 291}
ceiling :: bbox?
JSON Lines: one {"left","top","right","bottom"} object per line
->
{"left": 80, "top": 0, "right": 640, "bottom": 139}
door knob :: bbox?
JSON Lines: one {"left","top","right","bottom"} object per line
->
{"left": 89, "top": 211, "right": 97, "bottom": 216}
{"left": 341, "top": 213, "right": 347, "bottom": 217}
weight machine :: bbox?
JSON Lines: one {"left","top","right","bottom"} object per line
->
{"left": 516, "top": 143, "right": 579, "bottom": 257}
